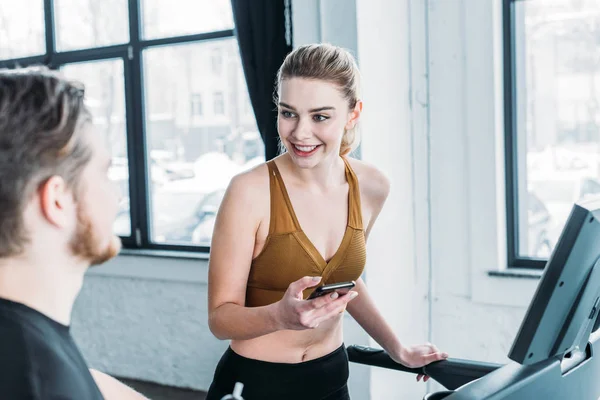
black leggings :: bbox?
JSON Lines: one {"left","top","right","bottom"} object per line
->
{"left": 206, "top": 344, "right": 350, "bottom": 400}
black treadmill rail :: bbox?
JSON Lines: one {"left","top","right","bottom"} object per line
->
{"left": 347, "top": 345, "right": 502, "bottom": 391}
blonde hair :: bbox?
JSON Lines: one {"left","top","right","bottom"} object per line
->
{"left": 275, "top": 43, "right": 361, "bottom": 156}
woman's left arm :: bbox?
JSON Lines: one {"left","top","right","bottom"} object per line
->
{"left": 347, "top": 162, "right": 396, "bottom": 356}
{"left": 346, "top": 279, "right": 447, "bottom": 369}
{"left": 345, "top": 277, "right": 402, "bottom": 356}
{"left": 347, "top": 163, "right": 448, "bottom": 372}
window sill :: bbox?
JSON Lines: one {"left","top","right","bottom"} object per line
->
{"left": 86, "top": 249, "right": 210, "bottom": 283}
{"left": 487, "top": 268, "right": 543, "bottom": 280}
{"left": 471, "top": 268, "right": 541, "bottom": 307}
{"left": 119, "top": 248, "right": 210, "bottom": 260}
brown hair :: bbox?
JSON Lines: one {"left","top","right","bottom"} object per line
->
{"left": 0, "top": 66, "right": 92, "bottom": 257}
{"left": 275, "top": 43, "right": 361, "bottom": 156}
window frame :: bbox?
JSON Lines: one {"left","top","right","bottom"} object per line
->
{"left": 191, "top": 93, "right": 203, "bottom": 117}
{"left": 213, "top": 91, "right": 225, "bottom": 115}
{"left": 503, "top": 0, "right": 548, "bottom": 270}
{"left": 0, "top": 0, "right": 244, "bottom": 254}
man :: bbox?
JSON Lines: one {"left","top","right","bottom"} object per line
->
{"left": 0, "top": 66, "right": 146, "bottom": 399}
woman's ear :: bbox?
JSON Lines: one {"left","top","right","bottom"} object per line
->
{"left": 346, "top": 100, "right": 363, "bottom": 130}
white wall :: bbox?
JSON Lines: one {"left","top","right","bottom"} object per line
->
{"left": 72, "top": 255, "right": 224, "bottom": 390}
{"left": 354, "top": 0, "right": 541, "bottom": 398}
{"left": 70, "top": 1, "right": 547, "bottom": 399}
{"left": 354, "top": 0, "right": 426, "bottom": 398}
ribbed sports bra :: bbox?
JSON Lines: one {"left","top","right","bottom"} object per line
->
{"left": 245, "top": 157, "right": 367, "bottom": 307}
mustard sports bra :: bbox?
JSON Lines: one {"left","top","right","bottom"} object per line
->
{"left": 245, "top": 158, "right": 366, "bottom": 307}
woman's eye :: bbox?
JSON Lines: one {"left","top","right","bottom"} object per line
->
{"left": 313, "top": 114, "right": 328, "bottom": 122}
{"left": 280, "top": 110, "right": 295, "bottom": 118}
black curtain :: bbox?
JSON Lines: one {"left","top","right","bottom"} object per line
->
{"left": 231, "top": 0, "right": 292, "bottom": 161}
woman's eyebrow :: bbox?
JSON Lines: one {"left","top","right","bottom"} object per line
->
{"left": 278, "top": 102, "right": 335, "bottom": 113}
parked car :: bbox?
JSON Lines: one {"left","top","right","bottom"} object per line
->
{"left": 158, "top": 188, "right": 225, "bottom": 245}
{"left": 527, "top": 191, "right": 552, "bottom": 258}
{"left": 189, "top": 189, "right": 226, "bottom": 246}
{"left": 528, "top": 174, "right": 600, "bottom": 249}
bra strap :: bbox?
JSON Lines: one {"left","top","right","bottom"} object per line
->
{"left": 342, "top": 157, "right": 364, "bottom": 230}
{"left": 267, "top": 160, "right": 300, "bottom": 234}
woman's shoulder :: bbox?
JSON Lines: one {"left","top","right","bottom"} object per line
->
{"left": 216, "top": 161, "right": 271, "bottom": 224}
{"left": 227, "top": 161, "right": 270, "bottom": 200}
{"left": 345, "top": 157, "right": 390, "bottom": 203}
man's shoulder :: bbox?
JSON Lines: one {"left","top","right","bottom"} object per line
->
{"left": 0, "top": 303, "right": 69, "bottom": 377}
{"left": 0, "top": 311, "right": 101, "bottom": 400}
{"left": 0, "top": 303, "right": 62, "bottom": 347}
{"left": 0, "top": 301, "right": 102, "bottom": 399}
{"left": 0, "top": 314, "right": 39, "bottom": 398}
{"left": 0, "top": 308, "right": 46, "bottom": 365}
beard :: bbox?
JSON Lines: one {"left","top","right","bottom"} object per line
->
{"left": 68, "top": 205, "right": 122, "bottom": 266}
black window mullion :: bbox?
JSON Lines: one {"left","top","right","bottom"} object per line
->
{"left": 504, "top": 0, "right": 519, "bottom": 268}
{"left": 126, "top": 0, "right": 150, "bottom": 248}
{"left": 504, "top": 0, "right": 546, "bottom": 270}
{"left": 122, "top": 51, "right": 142, "bottom": 249}
{"left": 53, "top": 45, "right": 129, "bottom": 65}
{"left": 138, "top": 29, "right": 235, "bottom": 49}
{"left": 0, "top": 56, "right": 46, "bottom": 69}
{"left": 43, "top": 0, "right": 56, "bottom": 66}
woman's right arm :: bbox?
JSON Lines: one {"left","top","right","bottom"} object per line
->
{"left": 207, "top": 171, "right": 279, "bottom": 340}
{"left": 208, "top": 170, "right": 359, "bottom": 341}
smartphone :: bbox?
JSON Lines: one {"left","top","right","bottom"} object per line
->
{"left": 307, "top": 281, "right": 356, "bottom": 300}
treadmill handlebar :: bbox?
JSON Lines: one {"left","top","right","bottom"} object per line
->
{"left": 347, "top": 345, "right": 425, "bottom": 374}
{"left": 347, "top": 345, "right": 502, "bottom": 391}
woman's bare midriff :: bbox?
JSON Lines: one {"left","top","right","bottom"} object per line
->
{"left": 230, "top": 312, "right": 345, "bottom": 363}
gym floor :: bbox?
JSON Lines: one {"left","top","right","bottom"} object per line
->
{"left": 120, "top": 378, "right": 207, "bottom": 400}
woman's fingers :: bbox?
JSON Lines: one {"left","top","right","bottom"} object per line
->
{"left": 309, "top": 292, "right": 359, "bottom": 326}
{"left": 289, "top": 287, "right": 360, "bottom": 329}
{"left": 288, "top": 276, "right": 322, "bottom": 299}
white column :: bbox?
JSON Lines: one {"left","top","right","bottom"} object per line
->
{"left": 356, "top": 0, "right": 430, "bottom": 398}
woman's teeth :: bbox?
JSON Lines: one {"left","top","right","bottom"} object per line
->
{"left": 294, "top": 144, "right": 318, "bottom": 152}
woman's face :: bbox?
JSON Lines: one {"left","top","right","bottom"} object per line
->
{"left": 277, "top": 78, "right": 359, "bottom": 168}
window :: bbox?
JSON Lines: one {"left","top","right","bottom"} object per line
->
{"left": 213, "top": 91, "right": 225, "bottom": 115}
{"left": 0, "top": 0, "right": 45, "bottom": 59}
{"left": 0, "top": 0, "right": 261, "bottom": 253}
{"left": 191, "top": 93, "right": 203, "bottom": 117}
{"left": 54, "top": 0, "right": 129, "bottom": 51}
{"left": 505, "top": 0, "right": 600, "bottom": 268}
{"left": 211, "top": 48, "right": 223, "bottom": 75}
{"left": 140, "top": 0, "right": 233, "bottom": 40}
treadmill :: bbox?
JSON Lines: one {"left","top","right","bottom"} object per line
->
{"left": 348, "top": 199, "right": 600, "bottom": 399}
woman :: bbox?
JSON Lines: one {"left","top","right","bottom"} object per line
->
{"left": 206, "top": 43, "right": 447, "bottom": 400}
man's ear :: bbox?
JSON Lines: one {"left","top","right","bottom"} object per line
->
{"left": 345, "top": 100, "right": 363, "bottom": 130}
{"left": 38, "top": 176, "right": 75, "bottom": 228}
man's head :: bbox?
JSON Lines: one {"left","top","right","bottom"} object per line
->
{"left": 0, "top": 66, "right": 121, "bottom": 267}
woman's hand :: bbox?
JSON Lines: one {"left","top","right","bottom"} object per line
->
{"left": 274, "top": 276, "right": 359, "bottom": 330}
{"left": 390, "top": 343, "right": 449, "bottom": 382}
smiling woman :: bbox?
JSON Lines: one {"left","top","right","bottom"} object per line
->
{"left": 206, "top": 43, "right": 448, "bottom": 400}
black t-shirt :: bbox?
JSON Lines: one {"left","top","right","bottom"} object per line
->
{"left": 0, "top": 297, "right": 104, "bottom": 399}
